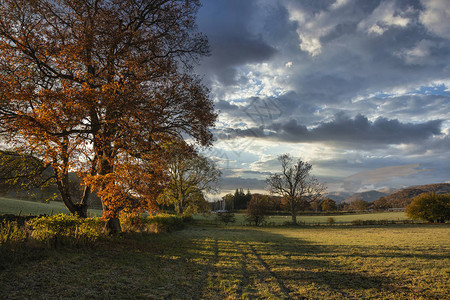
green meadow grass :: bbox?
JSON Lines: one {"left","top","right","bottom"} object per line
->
{"left": 0, "top": 197, "right": 102, "bottom": 216}
{"left": 1, "top": 197, "right": 407, "bottom": 223}
{"left": 1, "top": 223, "right": 448, "bottom": 299}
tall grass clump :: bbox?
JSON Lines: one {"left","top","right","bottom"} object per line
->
{"left": 0, "top": 220, "right": 30, "bottom": 245}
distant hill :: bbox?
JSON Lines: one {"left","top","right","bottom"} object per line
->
{"left": 327, "top": 183, "right": 450, "bottom": 207}
{"left": 325, "top": 191, "right": 352, "bottom": 203}
{"left": 384, "top": 183, "right": 450, "bottom": 208}
{"left": 343, "top": 190, "right": 389, "bottom": 203}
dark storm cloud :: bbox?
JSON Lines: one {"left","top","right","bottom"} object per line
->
{"left": 310, "top": 113, "right": 442, "bottom": 144}
{"left": 197, "top": 0, "right": 277, "bottom": 85}
{"left": 204, "top": 36, "right": 277, "bottom": 85}
{"left": 215, "top": 100, "right": 240, "bottom": 112}
{"left": 219, "top": 113, "right": 443, "bottom": 147}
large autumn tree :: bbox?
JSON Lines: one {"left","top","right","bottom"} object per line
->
{"left": 267, "top": 154, "right": 326, "bottom": 224}
{"left": 0, "top": 0, "right": 216, "bottom": 226}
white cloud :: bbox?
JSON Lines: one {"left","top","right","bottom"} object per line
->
{"left": 358, "top": 1, "right": 411, "bottom": 35}
{"left": 420, "top": 0, "right": 450, "bottom": 39}
{"left": 285, "top": 2, "right": 336, "bottom": 56}
{"left": 396, "top": 39, "right": 434, "bottom": 65}
{"left": 330, "top": 0, "right": 351, "bottom": 10}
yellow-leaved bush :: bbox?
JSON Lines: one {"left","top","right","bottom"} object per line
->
{"left": 27, "top": 214, "right": 105, "bottom": 243}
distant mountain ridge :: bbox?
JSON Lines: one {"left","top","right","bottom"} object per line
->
{"left": 384, "top": 183, "right": 450, "bottom": 208}
{"left": 326, "top": 190, "right": 394, "bottom": 204}
{"left": 327, "top": 183, "right": 450, "bottom": 207}
{"left": 343, "top": 190, "right": 390, "bottom": 204}
{"left": 325, "top": 191, "right": 352, "bottom": 203}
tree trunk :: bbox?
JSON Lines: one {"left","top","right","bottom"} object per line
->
{"left": 74, "top": 203, "right": 88, "bottom": 218}
{"left": 178, "top": 201, "right": 184, "bottom": 215}
{"left": 105, "top": 217, "right": 122, "bottom": 235}
{"left": 96, "top": 141, "right": 123, "bottom": 234}
{"left": 291, "top": 200, "right": 297, "bottom": 224}
{"left": 55, "top": 172, "right": 89, "bottom": 218}
{"left": 291, "top": 210, "right": 297, "bottom": 225}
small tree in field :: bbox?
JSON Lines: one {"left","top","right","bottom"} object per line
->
{"left": 321, "top": 198, "right": 337, "bottom": 211}
{"left": 267, "top": 154, "right": 326, "bottom": 224}
{"left": 246, "top": 194, "right": 269, "bottom": 226}
{"left": 406, "top": 193, "right": 450, "bottom": 223}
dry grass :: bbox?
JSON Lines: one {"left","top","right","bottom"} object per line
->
{"left": 0, "top": 224, "right": 448, "bottom": 299}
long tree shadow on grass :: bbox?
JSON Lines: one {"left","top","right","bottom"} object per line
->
{"left": 140, "top": 226, "right": 400, "bottom": 299}
{"left": 219, "top": 228, "right": 397, "bottom": 299}
{"left": 0, "top": 225, "right": 445, "bottom": 299}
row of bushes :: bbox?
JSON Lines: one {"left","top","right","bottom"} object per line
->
{"left": 0, "top": 213, "right": 191, "bottom": 248}
{"left": 350, "top": 219, "right": 416, "bottom": 226}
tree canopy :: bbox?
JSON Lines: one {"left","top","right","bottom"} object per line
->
{"left": 0, "top": 0, "right": 216, "bottom": 225}
{"left": 157, "top": 141, "right": 221, "bottom": 215}
{"left": 246, "top": 194, "right": 269, "bottom": 226}
{"left": 321, "top": 198, "right": 337, "bottom": 211}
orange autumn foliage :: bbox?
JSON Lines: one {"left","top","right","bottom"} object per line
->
{"left": 0, "top": 0, "right": 216, "bottom": 219}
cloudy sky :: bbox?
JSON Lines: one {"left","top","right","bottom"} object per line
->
{"left": 194, "top": 0, "right": 450, "bottom": 196}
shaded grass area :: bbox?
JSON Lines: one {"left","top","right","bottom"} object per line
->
{"left": 1, "top": 224, "right": 448, "bottom": 299}
{"left": 0, "top": 197, "right": 102, "bottom": 216}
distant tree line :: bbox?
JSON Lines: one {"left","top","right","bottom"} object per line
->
{"left": 211, "top": 189, "right": 252, "bottom": 211}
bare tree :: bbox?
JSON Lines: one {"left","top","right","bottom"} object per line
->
{"left": 267, "top": 154, "right": 326, "bottom": 224}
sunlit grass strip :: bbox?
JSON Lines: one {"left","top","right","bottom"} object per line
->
{"left": 0, "top": 197, "right": 103, "bottom": 216}
{"left": 198, "top": 211, "right": 409, "bottom": 226}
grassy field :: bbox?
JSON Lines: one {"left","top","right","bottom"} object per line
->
{"left": 0, "top": 197, "right": 102, "bottom": 216}
{"left": 200, "top": 211, "right": 408, "bottom": 225}
{"left": 1, "top": 223, "right": 448, "bottom": 299}
{"left": 1, "top": 197, "right": 408, "bottom": 224}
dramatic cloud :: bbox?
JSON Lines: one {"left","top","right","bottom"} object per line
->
{"left": 197, "top": 0, "right": 277, "bottom": 85}
{"left": 218, "top": 113, "right": 443, "bottom": 147}
{"left": 197, "top": 0, "right": 450, "bottom": 194}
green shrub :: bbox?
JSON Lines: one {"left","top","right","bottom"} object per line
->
{"left": 326, "top": 217, "right": 335, "bottom": 225}
{"left": 146, "top": 215, "right": 186, "bottom": 232}
{"left": 119, "top": 213, "right": 188, "bottom": 233}
{"left": 406, "top": 193, "right": 450, "bottom": 223}
{"left": 216, "top": 211, "right": 236, "bottom": 225}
